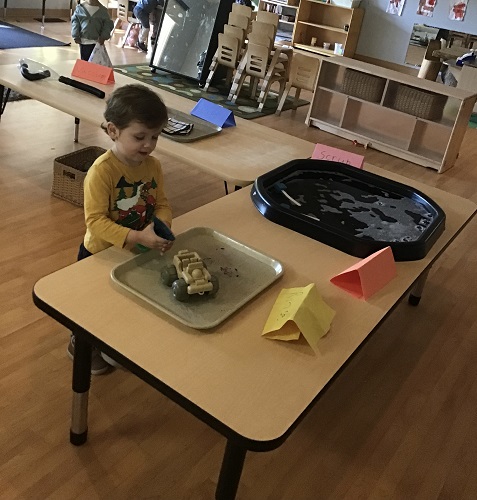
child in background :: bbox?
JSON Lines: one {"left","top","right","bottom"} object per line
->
{"left": 68, "top": 84, "right": 174, "bottom": 374}
{"left": 71, "top": 0, "right": 114, "bottom": 61}
{"left": 133, "top": 0, "right": 164, "bottom": 52}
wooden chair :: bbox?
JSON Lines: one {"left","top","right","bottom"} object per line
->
{"left": 231, "top": 3, "right": 253, "bottom": 20}
{"left": 251, "top": 20, "right": 276, "bottom": 43}
{"left": 228, "top": 11, "right": 250, "bottom": 32}
{"left": 112, "top": 2, "right": 140, "bottom": 47}
{"left": 204, "top": 33, "right": 241, "bottom": 91}
{"left": 227, "top": 31, "right": 274, "bottom": 100}
{"left": 224, "top": 24, "right": 246, "bottom": 49}
{"left": 229, "top": 40, "right": 287, "bottom": 111}
{"left": 276, "top": 52, "right": 320, "bottom": 115}
{"left": 256, "top": 10, "right": 279, "bottom": 34}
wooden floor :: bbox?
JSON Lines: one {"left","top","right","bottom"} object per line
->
{"left": 2, "top": 17, "right": 477, "bottom": 500}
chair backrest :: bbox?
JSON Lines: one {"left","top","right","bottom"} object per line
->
{"left": 231, "top": 3, "right": 253, "bottom": 19}
{"left": 289, "top": 53, "right": 320, "bottom": 92}
{"left": 228, "top": 11, "right": 250, "bottom": 32}
{"left": 224, "top": 24, "right": 246, "bottom": 47}
{"left": 217, "top": 33, "right": 240, "bottom": 68}
{"left": 247, "top": 31, "right": 273, "bottom": 52}
{"left": 256, "top": 10, "right": 279, "bottom": 29}
{"left": 245, "top": 42, "right": 271, "bottom": 79}
{"left": 251, "top": 20, "right": 276, "bottom": 42}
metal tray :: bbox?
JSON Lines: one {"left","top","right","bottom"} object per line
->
{"left": 110, "top": 227, "right": 283, "bottom": 329}
{"left": 251, "top": 159, "right": 446, "bottom": 261}
{"left": 161, "top": 108, "right": 222, "bottom": 143}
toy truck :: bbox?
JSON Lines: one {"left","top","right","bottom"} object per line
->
{"left": 161, "top": 249, "right": 219, "bottom": 302}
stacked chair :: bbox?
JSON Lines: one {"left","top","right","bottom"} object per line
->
{"left": 204, "top": 5, "right": 293, "bottom": 111}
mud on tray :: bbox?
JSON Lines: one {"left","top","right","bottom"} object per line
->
{"left": 251, "top": 159, "right": 446, "bottom": 261}
{"left": 111, "top": 227, "right": 283, "bottom": 329}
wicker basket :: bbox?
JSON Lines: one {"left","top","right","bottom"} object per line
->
{"left": 391, "top": 84, "right": 448, "bottom": 121}
{"left": 52, "top": 147, "right": 106, "bottom": 206}
{"left": 342, "top": 68, "right": 386, "bottom": 103}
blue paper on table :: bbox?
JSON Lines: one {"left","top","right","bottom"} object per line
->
{"left": 190, "top": 98, "right": 236, "bottom": 128}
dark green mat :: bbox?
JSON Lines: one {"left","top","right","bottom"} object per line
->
{"left": 114, "top": 64, "right": 309, "bottom": 120}
{"left": 469, "top": 113, "right": 477, "bottom": 129}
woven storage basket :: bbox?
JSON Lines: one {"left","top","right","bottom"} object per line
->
{"left": 342, "top": 68, "right": 386, "bottom": 103}
{"left": 392, "top": 84, "right": 447, "bottom": 121}
{"left": 52, "top": 147, "right": 106, "bottom": 206}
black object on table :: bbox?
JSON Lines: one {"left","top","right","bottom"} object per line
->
{"left": 251, "top": 159, "right": 446, "bottom": 261}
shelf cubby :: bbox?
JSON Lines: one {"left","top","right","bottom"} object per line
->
{"left": 308, "top": 88, "right": 346, "bottom": 126}
{"left": 306, "top": 57, "right": 477, "bottom": 173}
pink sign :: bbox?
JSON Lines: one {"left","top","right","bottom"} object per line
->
{"left": 330, "top": 247, "right": 397, "bottom": 300}
{"left": 312, "top": 143, "right": 364, "bottom": 169}
{"left": 72, "top": 59, "right": 115, "bottom": 85}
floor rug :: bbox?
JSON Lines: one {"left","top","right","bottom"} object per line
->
{"left": 0, "top": 21, "right": 70, "bottom": 49}
{"left": 114, "top": 64, "right": 309, "bottom": 120}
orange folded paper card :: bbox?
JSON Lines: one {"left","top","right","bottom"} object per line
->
{"left": 330, "top": 246, "right": 396, "bottom": 300}
{"left": 312, "top": 143, "right": 364, "bottom": 169}
{"left": 71, "top": 59, "right": 115, "bottom": 85}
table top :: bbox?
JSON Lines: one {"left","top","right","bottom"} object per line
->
{"left": 0, "top": 61, "right": 315, "bottom": 186}
{"left": 432, "top": 45, "right": 469, "bottom": 60}
{"left": 33, "top": 164, "right": 476, "bottom": 449}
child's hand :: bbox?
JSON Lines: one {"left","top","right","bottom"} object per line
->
{"left": 74, "top": 38, "right": 81, "bottom": 44}
{"left": 127, "top": 224, "right": 174, "bottom": 253}
{"left": 97, "top": 38, "right": 106, "bottom": 45}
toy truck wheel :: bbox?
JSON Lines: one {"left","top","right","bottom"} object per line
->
{"left": 172, "top": 278, "right": 189, "bottom": 301}
{"left": 209, "top": 275, "right": 219, "bottom": 297}
{"left": 161, "top": 265, "right": 178, "bottom": 287}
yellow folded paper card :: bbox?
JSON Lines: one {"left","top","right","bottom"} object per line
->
{"left": 262, "top": 284, "right": 336, "bottom": 353}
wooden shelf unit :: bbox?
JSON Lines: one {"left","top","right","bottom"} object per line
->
{"left": 258, "top": 0, "right": 300, "bottom": 45}
{"left": 306, "top": 57, "right": 477, "bottom": 173}
{"left": 292, "top": 0, "right": 363, "bottom": 58}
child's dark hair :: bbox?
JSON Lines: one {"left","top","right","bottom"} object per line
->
{"left": 103, "top": 84, "right": 168, "bottom": 130}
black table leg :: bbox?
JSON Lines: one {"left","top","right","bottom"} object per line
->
{"left": 409, "top": 268, "right": 431, "bottom": 306}
{"left": 74, "top": 117, "right": 80, "bottom": 142}
{"left": 1, "top": 85, "right": 11, "bottom": 118}
{"left": 41, "top": 0, "right": 46, "bottom": 27}
{"left": 70, "top": 330, "right": 92, "bottom": 446}
{"left": 215, "top": 440, "right": 247, "bottom": 500}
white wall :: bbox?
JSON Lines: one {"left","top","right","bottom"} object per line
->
{"left": 356, "top": 0, "right": 477, "bottom": 64}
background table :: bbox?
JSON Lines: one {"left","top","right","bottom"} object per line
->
{"left": 0, "top": 60, "right": 315, "bottom": 187}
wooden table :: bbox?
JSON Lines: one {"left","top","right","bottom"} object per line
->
{"left": 432, "top": 45, "right": 469, "bottom": 61}
{"left": 33, "top": 165, "right": 476, "bottom": 499}
{"left": 3, "top": 1, "right": 75, "bottom": 25}
{"left": 0, "top": 60, "right": 315, "bottom": 187}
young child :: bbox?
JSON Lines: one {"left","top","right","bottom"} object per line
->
{"left": 71, "top": 0, "right": 114, "bottom": 61}
{"left": 68, "top": 84, "right": 174, "bottom": 374}
{"left": 133, "top": 0, "right": 164, "bottom": 52}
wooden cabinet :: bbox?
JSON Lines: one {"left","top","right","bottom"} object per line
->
{"left": 306, "top": 57, "right": 477, "bottom": 173}
{"left": 258, "top": 0, "right": 300, "bottom": 45}
{"left": 292, "top": 0, "right": 363, "bottom": 58}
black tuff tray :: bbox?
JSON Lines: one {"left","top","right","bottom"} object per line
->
{"left": 250, "top": 159, "right": 446, "bottom": 261}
